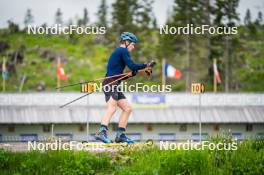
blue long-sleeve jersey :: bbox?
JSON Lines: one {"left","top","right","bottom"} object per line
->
{"left": 106, "top": 47, "right": 146, "bottom": 76}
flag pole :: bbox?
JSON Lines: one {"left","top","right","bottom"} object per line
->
{"left": 19, "top": 74, "right": 26, "bottom": 92}
{"left": 213, "top": 59, "right": 217, "bottom": 92}
{"left": 57, "top": 57, "right": 60, "bottom": 92}
{"left": 2, "top": 57, "right": 6, "bottom": 92}
{"left": 162, "top": 58, "right": 166, "bottom": 86}
{"left": 3, "top": 76, "right": 5, "bottom": 92}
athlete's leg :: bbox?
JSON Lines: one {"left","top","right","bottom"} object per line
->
{"left": 101, "top": 97, "right": 118, "bottom": 126}
{"left": 117, "top": 99, "right": 132, "bottom": 128}
{"left": 115, "top": 99, "right": 134, "bottom": 143}
{"left": 95, "top": 97, "right": 117, "bottom": 143}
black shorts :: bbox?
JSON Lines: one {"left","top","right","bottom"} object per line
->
{"left": 102, "top": 78, "right": 126, "bottom": 102}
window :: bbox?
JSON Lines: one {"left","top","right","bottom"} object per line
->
{"left": 179, "top": 124, "right": 187, "bottom": 132}
{"left": 79, "top": 125, "right": 85, "bottom": 132}
{"left": 55, "top": 133, "right": 73, "bottom": 141}
{"left": 159, "top": 133, "right": 175, "bottom": 141}
{"left": 246, "top": 124, "right": 253, "bottom": 132}
{"left": 0, "top": 134, "right": 2, "bottom": 142}
{"left": 20, "top": 134, "right": 38, "bottom": 142}
{"left": 232, "top": 133, "right": 242, "bottom": 140}
{"left": 8, "top": 125, "right": 15, "bottom": 132}
{"left": 126, "top": 133, "right": 142, "bottom": 142}
{"left": 213, "top": 124, "right": 220, "bottom": 131}
{"left": 43, "top": 125, "right": 51, "bottom": 132}
{"left": 146, "top": 124, "right": 153, "bottom": 131}
{"left": 191, "top": 133, "right": 208, "bottom": 142}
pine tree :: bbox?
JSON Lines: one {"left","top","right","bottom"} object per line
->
{"left": 244, "top": 9, "right": 251, "bottom": 25}
{"left": 24, "top": 9, "right": 34, "bottom": 27}
{"left": 204, "top": 0, "right": 212, "bottom": 75}
{"left": 7, "top": 20, "right": 19, "bottom": 33}
{"left": 172, "top": 0, "right": 207, "bottom": 91}
{"left": 135, "top": 0, "right": 154, "bottom": 30}
{"left": 152, "top": 15, "right": 157, "bottom": 29}
{"left": 83, "top": 8, "right": 89, "bottom": 26}
{"left": 112, "top": 0, "right": 139, "bottom": 33}
{"left": 225, "top": 0, "right": 240, "bottom": 27}
{"left": 255, "top": 11, "right": 263, "bottom": 25}
{"left": 224, "top": 0, "right": 239, "bottom": 92}
{"left": 97, "top": 0, "right": 108, "bottom": 27}
{"left": 55, "top": 8, "right": 63, "bottom": 25}
{"left": 211, "top": 0, "right": 240, "bottom": 92}
{"left": 243, "top": 9, "right": 257, "bottom": 38}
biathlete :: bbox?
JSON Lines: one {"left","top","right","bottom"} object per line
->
{"left": 95, "top": 32, "right": 155, "bottom": 143}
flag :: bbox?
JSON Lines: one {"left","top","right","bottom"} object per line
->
{"left": 57, "top": 62, "right": 67, "bottom": 81}
{"left": 164, "top": 64, "right": 182, "bottom": 80}
{"left": 213, "top": 60, "right": 221, "bottom": 83}
{"left": 2, "top": 60, "right": 8, "bottom": 80}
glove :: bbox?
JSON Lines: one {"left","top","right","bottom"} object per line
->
{"left": 144, "top": 60, "right": 156, "bottom": 79}
{"left": 122, "top": 70, "right": 137, "bottom": 80}
{"left": 131, "top": 70, "right": 138, "bottom": 77}
{"left": 145, "top": 60, "right": 156, "bottom": 68}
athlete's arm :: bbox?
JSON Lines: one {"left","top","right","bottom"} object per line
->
{"left": 122, "top": 49, "right": 146, "bottom": 71}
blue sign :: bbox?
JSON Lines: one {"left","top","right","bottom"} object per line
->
{"left": 132, "top": 93, "right": 166, "bottom": 104}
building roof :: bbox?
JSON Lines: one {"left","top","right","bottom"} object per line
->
{"left": 0, "top": 92, "right": 264, "bottom": 124}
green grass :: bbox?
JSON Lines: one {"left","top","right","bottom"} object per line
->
{"left": 0, "top": 32, "right": 109, "bottom": 92}
{"left": 0, "top": 139, "right": 263, "bottom": 175}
